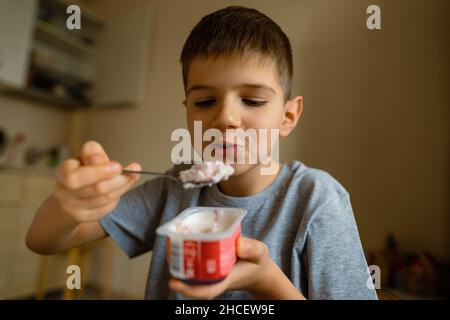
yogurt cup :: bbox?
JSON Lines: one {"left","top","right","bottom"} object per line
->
{"left": 156, "top": 206, "right": 247, "bottom": 284}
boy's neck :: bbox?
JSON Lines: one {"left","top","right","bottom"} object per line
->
{"left": 218, "top": 161, "right": 281, "bottom": 197}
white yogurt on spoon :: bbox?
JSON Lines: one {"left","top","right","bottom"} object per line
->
{"left": 179, "top": 161, "right": 234, "bottom": 189}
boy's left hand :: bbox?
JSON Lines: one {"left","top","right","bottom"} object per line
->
{"left": 168, "top": 237, "right": 305, "bottom": 300}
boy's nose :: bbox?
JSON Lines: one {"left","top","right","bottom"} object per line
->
{"left": 211, "top": 99, "right": 241, "bottom": 129}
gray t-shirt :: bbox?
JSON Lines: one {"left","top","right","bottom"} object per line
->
{"left": 100, "top": 161, "right": 377, "bottom": 300}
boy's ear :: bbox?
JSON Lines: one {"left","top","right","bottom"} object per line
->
{"left": 182, "top": 100, "right": 187, "bottom": 107}
{"left": 280, "top": 96, "right": 303, "bottom": 137}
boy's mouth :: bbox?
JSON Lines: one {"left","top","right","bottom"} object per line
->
{"left": 212, "top": 141, "right": 243, "bottom": 156}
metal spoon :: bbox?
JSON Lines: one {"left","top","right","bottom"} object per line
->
{"left": 122, "top": 169, "right": 212, "bottom": 188}
{"left": 122, "top": 169, "right": 180, "bottom": 183}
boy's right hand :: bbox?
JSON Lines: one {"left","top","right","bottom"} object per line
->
{"left": 54, "top": 141, "right": 141, "bottom": 223}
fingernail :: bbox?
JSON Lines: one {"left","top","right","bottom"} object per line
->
{"left": 130, "top": 163, "right": 141, "bottom": 171}
{"left": 106, "top": 161, "right": 121, "bottom": 172}
{"left": 238, "top": 237, "right": 250, "bottom": 256}
{"left": 237, "top": 237, "right": 243, "bottom": 255}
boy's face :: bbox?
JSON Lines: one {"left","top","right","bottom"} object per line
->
{"left": 184, "top": 53, "right": 301, "bottom": 177}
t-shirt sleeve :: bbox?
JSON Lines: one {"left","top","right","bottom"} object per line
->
{"left": 303, "top": 192, "right": 378, "bottom": 300}
{"left": 99, "top": 177, "right": 169, "bottom": 258}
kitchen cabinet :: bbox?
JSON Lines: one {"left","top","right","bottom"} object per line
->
{"left": 92, "top": 2, "right": 153, "bottom": 107}
{"left": 0, "top": 168, "right": 67, "bottom": 299}
{"left": 0, "top": 0, "right": 153, "bottom": 108}
{"left": 0, "top": 0, "right": 37, "bottom": 88}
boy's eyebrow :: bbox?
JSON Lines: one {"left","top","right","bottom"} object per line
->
{"left": 187, "top": 83, "right": 276, "bottom": 95}
{"left": 240, "top": 84, "right": 276, "bottom": 94}
{"left": 187, "top": 85, "right": 215, "bottom": 94}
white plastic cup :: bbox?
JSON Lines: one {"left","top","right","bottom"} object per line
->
{"left": 156, "top": 206, "right": 247, "bottom": 284}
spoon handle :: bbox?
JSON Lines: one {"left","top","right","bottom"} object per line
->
{"left": 122, "top": 169, "right": 163, "bottom": 176}
{"left": 122, "top": 169, "right": 180, "bottom": 183}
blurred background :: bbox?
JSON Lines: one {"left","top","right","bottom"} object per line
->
{"left": 0, "top": 0, "right": 448, "bottom": 300}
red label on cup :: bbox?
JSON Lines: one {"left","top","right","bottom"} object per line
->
{"left": 167, "top": 225, "right": 241, "bottom": 282}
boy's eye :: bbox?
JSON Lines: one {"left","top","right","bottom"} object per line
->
{"left": 242, "top": 99, "right": 267, "bottom": 107}
{"left": 195, "top": 99, "right": 216, "bottom": 108}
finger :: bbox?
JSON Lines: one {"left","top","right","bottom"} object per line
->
{"left": 56, "top": 158, "right": 81, "bottom": 184}
{"left": 71, "top": 175, "right": 131, "bottom": 198}
{"left": 59, "top": 162, "right": 122, "bottom": 190}
{"left": 80, "top": 141, "right": 110, "bottom": 166}
{"left": 121, "top": 162, "right": 142, "bottom": 180}
{"left": 72, "top": 173, "right": 139, "bottom": 209}
{"left": 169, "top": 279, "right": 227, "bottom": 300}
{"left": 105, "top": 175, "right": 139, "bottom": 200}
{"left": 224, "top": 259, "right": 261, "bottom": 292}
{"left": 237, "top": 237, "right": 269, "bottom": 264}
{"left": 69, "top": 163, "right": 141, "bottom": 198}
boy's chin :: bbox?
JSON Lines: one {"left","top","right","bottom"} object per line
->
{"left": 228, "top": 163, "right": 260, "bottom": 177}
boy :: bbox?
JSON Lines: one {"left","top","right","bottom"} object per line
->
{"left": 26, "top": 6, "right": 377, "bottom": 300}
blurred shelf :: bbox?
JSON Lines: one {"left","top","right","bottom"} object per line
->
{"left": 34, "top": 21, "right": 94, "bottom": 55}
{"left": 1, "top": 0, "right": 152, "bottom": 108}
{"left": 32, "top": 64, "right": 92, "bottom": 87}
{"left": 7, "top": 86, "right": 87, "bottom": 108}
{"left": 0, "top": 165, "right": 55, "bottom": 177}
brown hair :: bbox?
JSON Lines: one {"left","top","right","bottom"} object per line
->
{"left": 180, "top": 6, "right": 293, "bottom": 101}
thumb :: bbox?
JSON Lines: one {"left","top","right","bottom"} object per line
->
{"left": 80, "top": 141, "right": 110, "bottom": 166}
{"left": 236, "top": 237, "right": 269, "bottom": 264}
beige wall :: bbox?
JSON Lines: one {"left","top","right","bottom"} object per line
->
{"left": 76, "top": 0, "right": 449, "bottom": 296}
{"left": 291, "top": 0, "right": 449, "bottom": 259}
